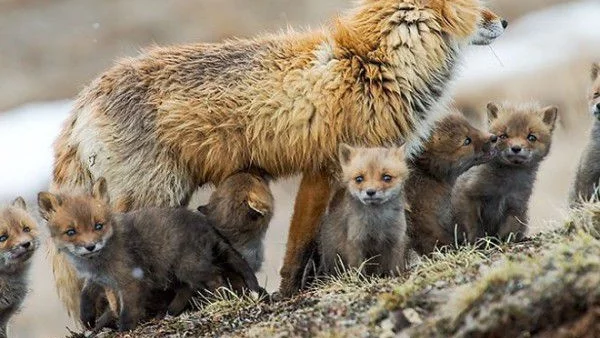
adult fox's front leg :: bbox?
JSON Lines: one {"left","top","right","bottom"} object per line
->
{"left": 279, "top": 171, "right": 332, "bottom": 297}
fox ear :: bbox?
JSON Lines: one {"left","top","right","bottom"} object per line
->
{"left": 541, "top": 106, "right": 558, "bottom": 130}
{"left": 11, "top": 197, "right": 27, "bottom": 210}
{"left": 247, "top": 199, "right": 268, "bottom": 216}
{"left": 196, "top": 204, "right": 209, "bottom": 215}
{"left": 92, "top": 177, "right": 110, "bottom": 204}
{"left": 246, "top": 190, "right": 271, "bottom": 216}
{"left": 486, "top": 102, "right": 499, "bottom": 121}
{"left": 38, "top": 192, "right": 61, "bottom": 220}
{"left": 592, "top": 63, "right": 600, "bottom": 81}
{"left": 392, "top": 144, "right": 407, "bottom": 161}
{"left": 338, "top": 143, "right": 355, "bottom": 165}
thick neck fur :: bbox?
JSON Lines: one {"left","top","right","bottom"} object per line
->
{"left": 329, "top": 1, "right": 464, "bottom": 152}
{"left": 0, "top": 263, "right": 29, "bottom": 289}
{"left": 472, "top": 160, "right": 540, "bottom": 199}
{"left": 0, "top": 263, "right": 29, "bottom": 314}
{"left": 590, "top": 120, "right": 600, "bottom": 147}
{"left": 570, "top": 119, "right": 600, "bottom": 204}
{"left": 342, "top": 188, "right": 405, "bottom": 243}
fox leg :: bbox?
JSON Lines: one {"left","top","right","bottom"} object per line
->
{"left": 80, "top": 280, "right": 103, "bottom": 329}
{"left": 279, "top": 171, "right": 332, "bottom": 297}
{"left": 0, "top": 308, "right": 12, "bottom": 338}
{"left": 166, "top": 285, "right": 194, "bottom": 317}
{"left": 117, "top": 284, "right": 144, "bottom": 332}
{"left": 497, "top": 214, "right": 527, "bottom": 242}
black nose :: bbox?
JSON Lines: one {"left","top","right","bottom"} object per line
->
{"left": 511, "top": 145, "right": 522, "bottom": 153}
{"left": 366, "top": 189, "right": 376, "bottom": 197}
{"left": 501, "top": 20, "right": 508, "bottom": 29}
{"left": 85, "top": 244, "right": 96, "bottom": 252}
{"left": 490, "top": 135, "right": 498, "bottom": 143}
{"left": 21, "top": 241, "right": 31, "bottom": 249}
{"left": 596, "top": 103, "right": 600, "bottom": 110}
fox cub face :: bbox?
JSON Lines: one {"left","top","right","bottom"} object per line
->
{"left": 487, "top": 102, "right": 558, "bottom": 167}
{"left": 590, "top": 63, "right": 600, "bottom": 118}
{"left": 0, "top": 197, "right": 39, "bottom": 271}
{"left": 339, "top": 144, "right": 409, "bottom": 205}
{"left": 421, "top": 113, "right": 497, "bottom": 173}
{"left": 39, "top": 179, "right": 114, "bottom": 258}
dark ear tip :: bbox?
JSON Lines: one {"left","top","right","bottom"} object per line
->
{"left": 37, "top": 192, "right": 47, "bottom": 202}
{"left": 196, "top": 205, "right": 208, "bottom": 214}
{"left": 12, "top": 196, "right": 27, "bottom": 209}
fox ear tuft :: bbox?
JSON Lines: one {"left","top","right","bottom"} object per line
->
{"left": 591, "top": 63, "right": 600, "bottom": 81}
{"left": 11, "top": 197, "right": 27, "bottom": 210}
{"left": 486, "top": 102, "right": 499, "bottom": 121}
{"left": 92, "top": 177, "right": 110, "bottom": 204}
{"left": 338, "top": 143, "right": 355, "bottom": 165}
{"left": 38, "top": 192, "right": 61, "bottom": 220}
{"left": 247, "top": 199, "right": 268, "bottom": 217}
{"left": 393, "top": 144, "right": 407, "bottom": 161}
{"left": 541, "top": 106, "right": 558, "bottom": 130}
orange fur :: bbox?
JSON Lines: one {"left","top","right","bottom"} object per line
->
{"left": 50, "top": 0, "right": 505, "bottom": 312}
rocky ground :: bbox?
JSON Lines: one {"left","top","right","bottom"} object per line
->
{"left": 67, "top": 202, "right": 600, "bottom": 338}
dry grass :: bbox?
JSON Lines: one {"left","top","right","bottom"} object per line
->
{"left": 65, "top": 202, "right": 600, "bottom": 338}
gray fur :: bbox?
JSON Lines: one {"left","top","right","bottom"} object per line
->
{"left": 64, "top": 207, "right": 262, "bottom": 331}
{"left": 0, "top": 266, "right": 29, "bottom": 338}
{"left": 318, "top": 188, "right": 407, "bottom": 276}
{"left": 452, "top": 163, "right": 538, "bottom": 242}
{"left": 570, "top": 122, "right": 600, "bottom": 206}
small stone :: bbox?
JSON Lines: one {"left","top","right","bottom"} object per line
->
{"left": 402, "top": 308, "right": 423, "bottom": 324}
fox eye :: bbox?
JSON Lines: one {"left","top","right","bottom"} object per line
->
{"left": 23, "top": 227, "right": 31, "bottom": 233}
{"left": 382, "top": 174, "right": 392, "bottom": 182}
{"left": 355, "top": 176, "right": 364, "bottom": 183}
{"left": 65, "top": 229, "right": 76, "bottom": 237}
{"left": 499, "top": 133, "right": 508, "bottom": 140}
{"left": 463, "top": 137, "right": 472, "bottom": 146}
{"left": 94, "top": 223, "right": 104, "bottom": 231}
{"left": 527, "top": 134, "right": 537, "bottom": 142}
{"left": 0, "top": 235, "right": 7, "bottom": 243}
{"left": 594, "top": 92, "right": 600, "bottom": 99}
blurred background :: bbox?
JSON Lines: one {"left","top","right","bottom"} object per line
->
{"left": 1, "top": 0, "right": 599, "bottom": 336}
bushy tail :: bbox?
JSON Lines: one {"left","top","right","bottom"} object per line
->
{"left": 49, "top": 112, "right": 93, "bottom": 321}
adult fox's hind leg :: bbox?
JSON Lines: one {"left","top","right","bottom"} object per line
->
{"left": 279, "top": 171, "right": 332, "bottom": 297}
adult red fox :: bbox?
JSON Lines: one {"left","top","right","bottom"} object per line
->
{"left": 50, "top": 0, "right": 506, "bottom": 317}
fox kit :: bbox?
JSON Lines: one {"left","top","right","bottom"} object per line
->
{"left": 453, "top": 103, "right": 558, "bottom": 242}
{"left": 0, "top": 198, "right": 39, "bottom": 338}
{"left": 51, "top": 0, "right": 506, "bottom": 306}
{"left": 318, "top": 145, "right": 409, "bottom": 276}
{"left": 570, "top": 63, "right": 600, "bottom": 205}
{"left": 404, "top": 113, "right": 497, "bottom": 255}
{"left": 197, "top": 170, "right": 273, "bottom": 273}
{"left": 39, "top": 178, "right": 263, "bottom": 332}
